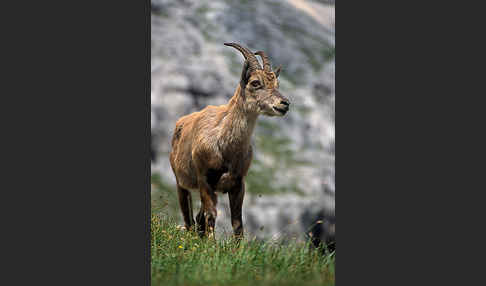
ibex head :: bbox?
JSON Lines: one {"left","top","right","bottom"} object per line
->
{"left": 224, "top": 43, "right": 290, "bottom": 117}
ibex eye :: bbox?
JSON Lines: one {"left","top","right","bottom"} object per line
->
{"left": 251, "top": 80, "right": 260, "bottom": 87}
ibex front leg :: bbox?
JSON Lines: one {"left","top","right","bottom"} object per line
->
{"left": 197, "top": 177, "right": 218, "bottom": 238}
{"left": 228, "top": 179, "right": 245, "bottom": 238}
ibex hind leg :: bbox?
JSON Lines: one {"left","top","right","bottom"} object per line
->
{"left": 176, "top": 185, "right": 195, "bottom": 231}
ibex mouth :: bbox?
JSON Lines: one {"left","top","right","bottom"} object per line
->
{"left": 273, "top": 106, "right": 288, "bottom": 115}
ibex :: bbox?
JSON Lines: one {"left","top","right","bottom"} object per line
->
{"left": 169, "top": 43, "right": 290, "bottom": 238}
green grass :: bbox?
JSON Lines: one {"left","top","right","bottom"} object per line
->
{"left": 151, "top": 214, "right": 335, "bottom": 286}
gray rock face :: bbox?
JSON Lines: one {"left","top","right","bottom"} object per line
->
{"left": 151, "top": 0, "right": 335, "bottom": 245}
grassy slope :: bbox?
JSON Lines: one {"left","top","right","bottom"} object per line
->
{"left": 151, "top": 214, "right": 335, "bottom": 286}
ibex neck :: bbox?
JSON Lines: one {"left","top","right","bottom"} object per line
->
{"left": 222, "top": 86, "right": 258, "bottom": 147}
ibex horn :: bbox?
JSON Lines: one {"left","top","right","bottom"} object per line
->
{"left": 254, "top": 51, "right": 271, "bottom": 72}
{"left": 274, "top": 65, "right": 282, "bottom": 78}
{"left": 224, "top": 43, "right": 262, "bottom": 73}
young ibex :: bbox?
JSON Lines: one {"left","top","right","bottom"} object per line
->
{"left": 169, "top": 43, "right": 290, "bottom": 238}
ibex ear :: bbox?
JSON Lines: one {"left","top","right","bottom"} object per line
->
{"left": 240, "top": 60, "right": 251, "bottom": 87}
{"left": 274, "top": 65, "right": 282, "bottom": 78}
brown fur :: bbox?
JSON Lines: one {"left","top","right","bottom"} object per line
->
{"left": 169, "top": 44, "right": 290, "bottom": 238}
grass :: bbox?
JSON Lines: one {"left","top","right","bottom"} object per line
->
{"left": 151, "top": 213, "right": 335, "bottom": 286}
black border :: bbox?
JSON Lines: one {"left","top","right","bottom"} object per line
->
{"left": 2, "top": 1, "right": 151, "bottom": 284}
{"left": 145, "top": 0, "right": 152, "bottom": 284}
{"left": 338, "top": 1, "right": 486, "bottom": 285}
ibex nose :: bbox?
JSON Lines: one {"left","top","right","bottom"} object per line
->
{"left": 280, "top": 100, "right": 290, "bottom": 106}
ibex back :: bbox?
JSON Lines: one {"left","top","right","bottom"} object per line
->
{"left": 169, "top": 43, "right": 290, "bottom": 238}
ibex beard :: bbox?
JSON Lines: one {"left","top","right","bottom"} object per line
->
{"left": 169, "top": 43, "right": 290, "bottom": 239}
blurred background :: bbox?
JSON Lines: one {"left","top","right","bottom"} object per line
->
{"left": 151, "top": 0, "right": 334, "bottom": 246}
